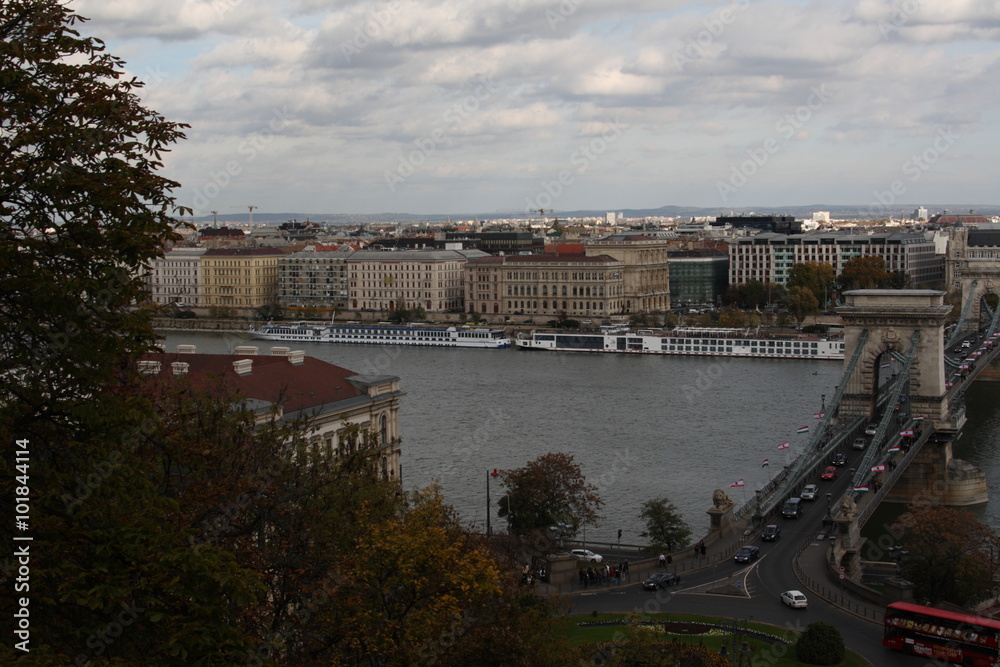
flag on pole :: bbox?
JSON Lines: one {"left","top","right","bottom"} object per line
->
{"left": 777, "top": 442, "right": 790, "bottom": 450}
{"left": 888, "top": 445, "right": 900, "bottom": 452}
{"left": 880, "top": 360, "right": 891, "bottom": 369}
{"left": 913, "top": 415, "right": 925, "bottom": 422}
{"left": 729, "top": 479, "right": 745, "bottom": 488}
{"left": 797, "top": 426, "right": 809, "bottom": 434}
{"left": 854, "top": 485, "right": 870, "bottom": 492}
{"left": 871, "top": 464, "right": 885, "bottom": 472}
{"left": 761, "top": 459, "right": 770, "bottom": 468}
{"left": 900, "top": 430, "right": 914, "bottom": 437}
{"left": 813, "top": 412, "right": 826, "bottom": 419}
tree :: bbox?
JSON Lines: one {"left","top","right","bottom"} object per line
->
{"left": 497, "top": 452, "right": 603, "bottom": 539}
{"left": 784, "top": 285, "right": 820, "bottom": 324}
{"left": 795, "top": 622, "right": 845, "bottom": 665}
{"left": 893, "top": 503, "right": 1000, "bottom": 606}
{"left": 638, "top": 498, "right": 692, "bottom": 552}
{"left": 839, "top": 256, "right": 889, "bottom": 291}
{"left": 788, "top": 262, "right": 836, "bottom": 309}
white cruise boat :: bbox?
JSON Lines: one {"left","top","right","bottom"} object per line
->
{"left": 515, "top": 326, "right": 844, "bottom": 360}
{"left": 250, "top": 321, "right": 511, "bottom": 349}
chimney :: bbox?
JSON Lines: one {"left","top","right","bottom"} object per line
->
{"left": 176, "top": 344, "right": 196, "bottom": 354}
{"left": 171, "top": 362, "right": 189, "bottom": 376}
{"left": 233, "top": 345, "right": 259, "bottom": 355}
{"left": 288, "top": 350, "right": 305, "bottom": 365}
{"left": 270, "top": 346, "right": 291, "bottom": 357}
{"left": 233, "top": 359, "right": 253, "bottom": 375}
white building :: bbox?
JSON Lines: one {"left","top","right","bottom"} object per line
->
{"left": 146, "top": 247, "right": 206, "bottom": 308}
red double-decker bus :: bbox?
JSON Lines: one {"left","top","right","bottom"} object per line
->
{"left": 883, "top": 601, "right": 1000, "bottom": 666}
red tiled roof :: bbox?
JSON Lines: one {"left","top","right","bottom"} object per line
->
{"left": 141, "top": 352, "right": 364, "bottom": 414}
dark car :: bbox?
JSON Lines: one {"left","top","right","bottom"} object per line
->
{"left": 734, "top": 545, "right": 760, "bottom": 563}
{"left": 761, "top": 524, "right": 781, "bottom": 541}
{"left": 832, "top": 453, "right": 847, "bottom": 466}
{"left": 641, "top": 572, "right": 681, "bottom": 590}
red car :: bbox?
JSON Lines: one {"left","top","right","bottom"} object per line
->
{"left": 821, "top": 466, "right": 837, "bottom": 480}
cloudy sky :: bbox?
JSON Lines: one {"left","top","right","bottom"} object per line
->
{"left": 72, "top": 0, "right": 1000, "bottom": 217}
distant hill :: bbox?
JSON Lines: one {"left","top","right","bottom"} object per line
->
{"left": 190, "top": 204, "right": 1000, "bottom": 226}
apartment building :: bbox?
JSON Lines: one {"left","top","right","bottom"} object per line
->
{"left": 147, "top": 246, "right": 206, "bottom": 308}
{"left": 347, "top": 249, "right": 488, "bottom": 313}
{"left": 278, "top": 247, "right": 352, "bottom": 311}
{"left": 201, "top": 247, "right": 285, "bottom": 314}
{"left": 729, "top": 231, "right": 943, "bottom": 288}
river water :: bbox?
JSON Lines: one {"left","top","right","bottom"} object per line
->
{"left": 158, "top": 330, "right": 1000, "bottom": 544}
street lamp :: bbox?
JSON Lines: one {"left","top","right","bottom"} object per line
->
{"left": 486, "top": 468, "right": 499, "bottom": 537}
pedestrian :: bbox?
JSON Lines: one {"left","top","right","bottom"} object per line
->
{"left": 659, "top": 553, "right": 666, "bottom": 568}
{"left": 700, "top": 541, "right": 706, "bottom": 558}
{"left": 624, "top": 559, "right": 630, "bottom": 575}
{"left": 666, "top": 555, "right": 672, "bottom": 566}
{"left": 579, "top": 569, "right": 587, "bottom": 588}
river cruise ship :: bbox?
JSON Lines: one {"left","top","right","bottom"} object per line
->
{"left": 515, "top": 326, "right": 844, "bottom": 360}
{"left": 250, "top": 322, "right": 511, "bottom": 348}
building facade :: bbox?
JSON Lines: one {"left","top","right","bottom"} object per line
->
{"left": 146, "top": 246, "right": 206, "bottom": 308}
{"left": 142, "top": 346, "right": 404, "bottom": 481}
{"left": 278, "top": 247, "right": 352, "bottom": 312}
{"left": 667, "top": 250, "right": 729, "bottom": 306}
{"left": 201, "top": 247, "right": 285, "bottom": 314}
{"left": 347, "top": 249, "right": 488, "bottom": 313}
{"left": 464, "top": 253, "right": 625, "bottom": 319}
{"left": 729, "top": 232, "right": 943, "bottom": 288}
{"left": 584, "top": 235, "right": 672, "bottom": 314}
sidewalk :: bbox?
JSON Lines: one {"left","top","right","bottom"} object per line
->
{"left": 792, "top": 536, "right": 883, "bottom": 624}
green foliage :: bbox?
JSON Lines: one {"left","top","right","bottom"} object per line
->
{"left": 839, "top": 256, "right": 890, "bottom": 291}
{"left": 788, "top": 262, "right": 836, "bottom": 308}
{"left": 254, "top": 302, "right": 284, "bottom": 320}
{"left": 794, "top": 622, "right": 845, "bottom": 665}
{"left": 639, "top": 498, "right": 692, "bottom": 552}
{"left": 498, "top": 453, "right": 603, "bottom": 539}
{"left": 784, "top": 285, "right": 820, "bottom": 323}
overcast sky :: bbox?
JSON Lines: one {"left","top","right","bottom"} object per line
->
{"left": 72, "top": 0, "right": 1000, "bottom": 217}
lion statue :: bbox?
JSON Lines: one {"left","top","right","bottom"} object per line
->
{"left": 712, "top": 488, "right": 734, "bottom": 509}
{"left": 838, "top": 495, "right": 857, "bottom": 518}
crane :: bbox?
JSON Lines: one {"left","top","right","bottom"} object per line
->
{"left": 231, "top": 205, "right": 258, "bottom": 225}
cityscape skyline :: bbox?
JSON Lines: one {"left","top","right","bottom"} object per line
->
{"left": 76, "top": 0, "right": 1000, "bottom": 216}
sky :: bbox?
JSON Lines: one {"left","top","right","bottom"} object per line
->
{"left": 71, "top": 0, "right": 1000, "bottom": 217}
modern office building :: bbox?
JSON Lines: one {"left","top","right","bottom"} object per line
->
{"left": 667, "top": 250, "right": 729, "bottom": 306}
{"left": 729, "top": 231, "right": 943, "bottom": 288}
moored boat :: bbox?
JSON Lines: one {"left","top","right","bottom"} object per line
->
{"left": 250, "top": 321, "right": 511, "bottom": 348}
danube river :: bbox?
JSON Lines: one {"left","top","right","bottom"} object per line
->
{"left": 159, "top": 330, "right": 1000, "bottom": 544}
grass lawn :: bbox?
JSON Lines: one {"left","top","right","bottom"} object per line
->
{"left": 561, "top": 612, "right": 871, "bottom": 667}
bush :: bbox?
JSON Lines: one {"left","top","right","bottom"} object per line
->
{"left": 795, "top": 621, "right": 845, "bottom": 665}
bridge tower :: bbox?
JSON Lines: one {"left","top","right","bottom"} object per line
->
{"left": 837, "top": 289, "right": 985, "bottom": 506}
{"left": 948, "top": 225, "right": 1000, "bottom": 333}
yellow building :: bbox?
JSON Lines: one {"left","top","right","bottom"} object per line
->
{"left": 585, "top": 234, "right": 672, "bottom": 314}
{"left": 201, "top": 248, "right": 285, "bottom": 314}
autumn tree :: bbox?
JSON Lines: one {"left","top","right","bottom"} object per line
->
{"left": 784, "top": 285, "right": 820, "bottom": 324}
{"left": 839, "top": 256, "right": 890, "bottom": 291}
{"left": 893, "top": 503, "right": 1000, "bottom": 606}
{"left": 788, "top": 262, "right": 836, "bottom": 309}
{"left": 497, "top": 452, "right": 604, "bottom": 540}
{"left": 638, "top": 498, "right": 692, "bottom": 552}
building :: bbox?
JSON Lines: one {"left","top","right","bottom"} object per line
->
{"left": 667, "top": 250, "right": 729, "bottom": 306}
{"left": 347, "top": 249, "right": 488, "bottom": 313}
{"left": 945, "top": 225, "right": 1000, "bottom": 289}
{"left": 585, "top": 234, "right": 672, "bottom": 313}
{"left": 278, "top": 247, "right": 353, "bottom": 312}
{"left": 198, "top": 226, "right": 249, "bottom": 248}
{"left": 201, "top": 247, "right": 285, "bottom": 314}
{"left": 464, "top": 253, "right": 625, "bottom": 319}
{"left": 729, "top": 231, "right": 943, "bottom": 288}
{"left": 140, "top": 345, "right": 404, "bottom": 480}
{"left": 146, "top": 247, "right": 206, "bottom": 308}
{"left": 714, "top": 215, "right": 802, "bottom": 234}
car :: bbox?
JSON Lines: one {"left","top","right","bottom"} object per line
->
{"left": 852, "top": 437, "right": 868, "bottom": 450}
{"left": 571, "top": 549, "right": 603, "bottom": 563}
{"left": 761, "top": 524, "right": 781, "bottom": 541}
{"left": 734, "top": 545, "right": 760, "bottom": 563}
{"left": 800, "top": 484, "right": 819, "bottom": 500}
{"left": 832, "top": 453, "right": 848, "bottom": 466}
{"left": 641, "top": 572, "right": 681, "bottom": 590}
{"left": 781, "top": 590, "right": 808, "bottom": 608}
{"left": 865, "top": 423, "right": 878, "bottom": 436}
{"left": 953, "top": 346, "right": 964, "bottom": 353}
{"left": 820, "top": 466, "right": 838, "bottom": 480}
